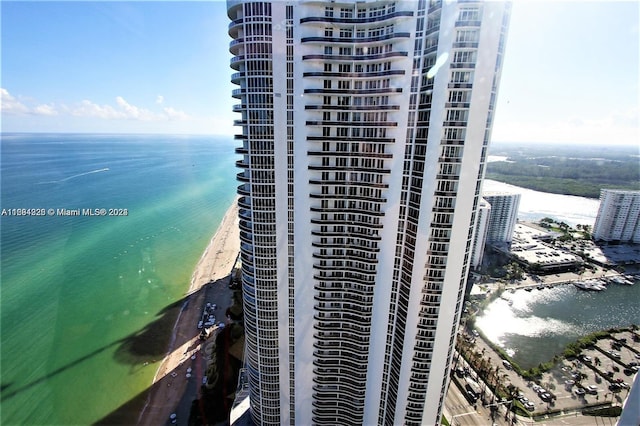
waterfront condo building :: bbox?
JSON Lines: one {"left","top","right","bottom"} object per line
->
{"left": 228, "top": 0, "right": 510, "bottom": 424}
{"left": 483, "top": 191, "right": 520, "bottom": 245}
{"left": 470, "top": 198, "right": 491, "bottom": 269}
{"left": 593, "top": 189, "right": 640, "bottom": 243}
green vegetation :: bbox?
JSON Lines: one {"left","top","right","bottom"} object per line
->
{"left": 487, "top": 143, "right": 640, "bottom": 198}
{"left": 582, "top": 406, "right": 623, "bottom": 417}
{"left": 563, "top": 330, "right": 611, "bottom": 358}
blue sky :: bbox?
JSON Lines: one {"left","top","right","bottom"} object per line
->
{"left": 1, "top": 1, "right": 638, "bottom": 145}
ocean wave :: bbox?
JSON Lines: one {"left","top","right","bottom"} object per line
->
{"left": 36, "top": 167, "right": 109, "bottom": 184}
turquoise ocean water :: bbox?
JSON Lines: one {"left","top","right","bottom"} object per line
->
{"left": 1, "top": 134, "right": 237, "bottom": 425}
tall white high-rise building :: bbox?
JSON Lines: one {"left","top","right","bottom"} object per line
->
{"left": 593, "top": 189, "right": 640, "bottom": 243}
{"left": 471, "top": 198, "right": 491, "bottom": 269}
{"left": 228, "top": 1, "right": 510, "bottom": 424}
{"left": 483, "top": 191, "right": 520, "bottom": 244}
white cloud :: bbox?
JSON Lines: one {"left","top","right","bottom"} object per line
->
{"left": 72, "top": 100, "right": 125, "bottom": 119}
{"left": 69, "top": 96, "right": 190, "bottom": 122}
{"left": 33, "top": 104, "right": 58, "bottom": 116}
{"left": 1, "top": 88, "right": 29, "bottom": 114}
{"left": 3, "top": 89, "right": 193, "bottom": 129}
{"left": 115, "top": 96, "right": 159, "bottom": 121}
{"left": 1, "top": 88, "right": 59, "bottom": 116}
{"left": 163, "top": 106, "right": 189, "bottom": 121}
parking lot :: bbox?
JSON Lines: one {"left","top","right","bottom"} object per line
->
{"left": 461, "top": 328, "right": 640, "bottom": 419}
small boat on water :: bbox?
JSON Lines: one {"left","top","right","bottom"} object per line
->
{"left": 573, "top": 280, "right": 605, "bottom": 291}
{"left": 608, "top": 275, "right": 634, "bottom": 286}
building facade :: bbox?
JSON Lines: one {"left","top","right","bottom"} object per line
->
{"left": 228, "top": 0, "right": 510, "bottom": 424}
{"left": 483, "top": 192, "right": 520, "bottom": 245}
{"left": 470, "top": 198, "right": 491, "bottom": 269}
{"left": 593, "top": 189, "right": 640, "bottom": 243}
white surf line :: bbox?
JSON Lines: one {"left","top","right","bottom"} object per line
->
{"left": 37, "top": 167, "right": 110, "bottom": 184}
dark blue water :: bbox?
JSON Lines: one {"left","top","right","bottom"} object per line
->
{"left": 477, "top": 283, "right": 640, "bottom": 369}
{"left": 1, "top": 133, "right": 237, "bottom": 425}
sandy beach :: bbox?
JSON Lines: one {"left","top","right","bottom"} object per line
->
{"left": 137, "top": 198, "right": 240, "bottom": 426}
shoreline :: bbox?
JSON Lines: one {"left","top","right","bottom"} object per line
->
{"left": 137, "top": 197, "right": 240, "bottom": 426}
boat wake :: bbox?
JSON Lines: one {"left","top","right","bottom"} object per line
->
{"left": 37, "top": 167, "right": 110, "bottom": 184}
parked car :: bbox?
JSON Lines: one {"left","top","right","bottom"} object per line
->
{"left": 574, "top": 388, "right": 586, "bottom": 396}
{"left": 587, "top": 385, "right": 598, "bottom": 395}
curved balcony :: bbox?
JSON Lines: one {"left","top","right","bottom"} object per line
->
{"left": 305, "top": 104, "right": 400, "bottom": 111}
{"left": 299, "top": 10, "right": 413, "bottom": 25}
{"left": 235, "top": 146, "right": 248, "bottom": 155}
{"left": 306, "top": 135, "right": 396, "bottom": 144}
{"left": 314, "top": 331, "right": 370, "bottom": 347}
{"left": 238, "top": 195, "right": 251, "bottom": 210}
{"left": 313, "top": 295, "right": 374, "bottom": 309}
{"left": 228, "top": 18, "right": 243, "bottom": 38}
{"left": 236, "top": 183, "right": 251, "bottom": 196}
{"left": 229, "top": 37, "right": 244, "bottom": 55}
{"left": 302, "top": 51, "right": 408, "bottom": 62}
{"left": 308, "top": 165, "right": 391, "bottom": 175}
{"left": 303, "top": 87, "right": 403, "bottom": 96}
{"left": 311, "top": 229, "right": 381, "bottom": 241}
{"left": 314, "top": 274, "right": 375, "bottom": 287}
{"left": 305, "top": 120, "right": 398, "bottom": 128}
{"left": 310, "top": 217, "right": 383, "bottom": 228}
{"left": 310, "top": 206, "right": 384, "bottom": 217}
{"left": 236, "top": 159, "right": 249, "bottom": 169}
{"left": 239, "top": 231, "right": 254, "bottom": 246}
{"left": 301, "top": 32, "right": 410, "bottom": 44}
{"left": 309, "top": 193, "right": 387, "bottom": 205}
{"left": 238, "top": 207, "right": 251, "bottom": 220}
{"left": 230, "top": 55, "right": 245, "bottom": 70}
{"left": 231, "top": 71, "right": 245, "bottom": 84}
{"left": 313, "top": 318, "right": 370, "bottom": 334}
{"left": 232, "top": 88, "right": 246, "bottom": 99}
{"left": 309, "top": 180, "right": 389, "bottom": 191}
{"left": 312, "top": 340, "right": 370, "bottom": 356}
{"left": 239, "top": 218, "right": 253, "bottom": 233}
{"left": 312, "top": 370, "right": 367, "bottom": 388}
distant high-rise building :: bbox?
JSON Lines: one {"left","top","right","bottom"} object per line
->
{"left": 471, "top": 198, "right": 491, "bottom": 269}
{"left": 228, "top": 0, "right": 510, "bottom": 424}
{"left": 593, "top": 189, "right": 640, "bottom": 243}
{"left": 483, "top": 192, "right": 520, "bottom": 244}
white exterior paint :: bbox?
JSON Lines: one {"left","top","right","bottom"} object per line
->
{"left": 228, "top": 1, "right": 510, "bottom": 424}
{"left": 594, "top": 189, "right": 640, "bottom": 243}
{"left": 484, "top": 191, "right": 521, "bottom": 244}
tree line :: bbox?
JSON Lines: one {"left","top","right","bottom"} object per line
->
{"left": 486, "top": 145, "right": 639, "bottom": 198}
